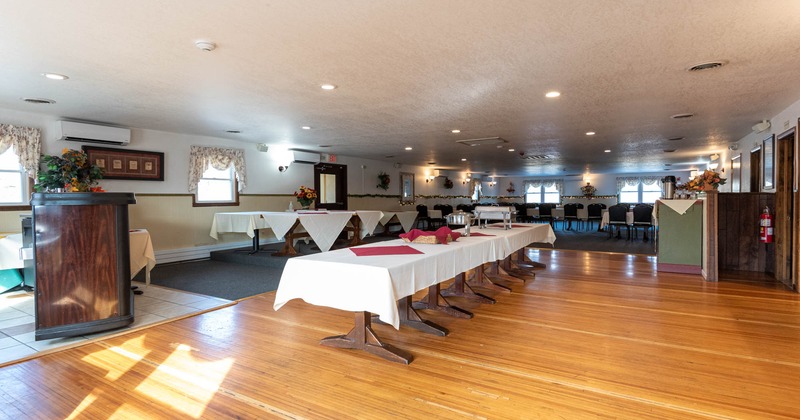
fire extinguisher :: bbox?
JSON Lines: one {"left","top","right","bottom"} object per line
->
{"left": 760, "top": 206, "right": 774, "bottom": 243}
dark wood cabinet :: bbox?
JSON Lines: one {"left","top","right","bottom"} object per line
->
{"left": 32, "top": 192, "right": 137, "bottom": 340}
{"left": 718, "top": 192, "right": 775, "bottom": 273}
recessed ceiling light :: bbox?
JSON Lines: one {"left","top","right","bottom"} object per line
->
{"left": 225, "top": 130, "right": 241, "bottom": 134}
{"left": 545, "top": 91, "right": 561, "bottom": 98}
{"left": 21, "top": 97, "right": 55, "bottom": 104}
{"left": 461, "top": 158, "right": 467, "bottom": 161}
{"left": 404, "top": 147, "right": 412, "bottom": 151}
{"left": 604, "top": 149, "right": 611, "bottom": 153}
{"left": 42, "top": 73, "right": 68, "bottom": 80}
{"left": 451, "top": 129, "right": 461, "bottom": 133}
{"left": 320, "top": 84, "right": 337, "bottom": 90}
{"left": 671, "top": 113, "right": 694, "bottom": 119}
{"left": 301, "top": 126, "right": 311, "bottom": 130}
{"left": 194, "top": 40, "right": 217, "bottom": 52}
{"left": 586, "top": 131, "right": 595, "bottom": 136}
{"left": 508, "top": 149, "right": 515, "bottom": 152}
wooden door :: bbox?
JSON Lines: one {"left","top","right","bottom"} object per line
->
{"left": 314, "top": 163, "right": 348, "bottom": 210}
{"left": 775, "top": 128, "right": 795, "bottom": 289}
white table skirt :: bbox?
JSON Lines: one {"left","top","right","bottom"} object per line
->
{"left": 0, "top": 234, "right": 24, "bottom": 270}
{"left": 274, "top": 223, "right": 555, "bottom": 329}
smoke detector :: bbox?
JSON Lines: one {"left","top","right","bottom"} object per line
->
{"left": 752, "top": 120, "right": 771, "bottom": 133}
{"left": 195, "top": 40, "right": 217, "bottom": 52}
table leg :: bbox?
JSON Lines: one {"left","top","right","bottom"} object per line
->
{"left": 272, "top": 221, "right": 301, "bottom": 256}
{"left": 248, "top": 229, "right": 260, "bottom": 254}
{"left": 486, "top": 260, "right": 526, "bottom": 283}
{"left": 320, "top": 311, "right": 413, "bottom": 364}
{"left": 514, "top": 248, "right": 546, "bottom": 269}
{"left": 348, "top": 216, "right": 364, "bottom": 247}
{"left": 396, "top": 296, "right": 449, "bottom": 336}
{"left": 412, "top": 283, "right": 473, "bottom": 318}
{"left": 467, "top": 264, "right": 511, "bottom": 292}
{"left": 441, "top": 272, "right": 496, "bottom": 304}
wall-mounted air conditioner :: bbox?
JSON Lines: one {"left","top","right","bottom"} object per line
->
{"left": 55, "top": 120, "right": 131, "bottom": 146}
{"left": 291, "top": 150, "right": 321, "bottom": 164}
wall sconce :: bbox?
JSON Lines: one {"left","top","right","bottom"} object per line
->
{"left": 425, "top": 175, "right": 435, "bottom": 183}
{"left": 708, "top": 162, "right": 718, "bottom": 170}
{"left": 463, "top": 173, "right": 471, "bottom": 184}
{"left": 278, "top": 164, "right": 290, "bottom": 172}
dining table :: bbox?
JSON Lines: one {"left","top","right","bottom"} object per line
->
{"left": 210, "top": 210, "right": 384, "bottom": 255}
{"left": 274, "top": 222, "right": 556, "bottom": 363}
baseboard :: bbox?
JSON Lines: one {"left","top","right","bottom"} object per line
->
{"left": 154, "top": 239, "right": 282, "bottom": 264}
{"left": 657, "top": 262, "right": 702, "bottom": 275}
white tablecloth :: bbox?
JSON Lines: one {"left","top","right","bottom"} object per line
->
{"left": 0, "top": 234, "right": 25, "bottom": 270}
{"left": 211, "top": 210, "right": 385, "bottom": 253}
{"left": 274, "top": 223, "right": 555, "bottom": 329}
{"left": 130, "top": 229, "right": 156, "bottom": 285}
{"left": 379, "top": 211, "right": 419, "bottom": 233}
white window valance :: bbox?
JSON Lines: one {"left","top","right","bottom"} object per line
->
{"left": 523, "top": 178, "right": 563, "bottom": 194}
{"left": 189, "top": 145, "right": 247, "bottom": 193}
{"left": 616, "top": 176, "right": 662, "bottom": 191}
{"left": 0, "top": 124, "right": 42, "bottom": 178}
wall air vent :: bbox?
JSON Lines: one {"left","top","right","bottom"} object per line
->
{"left": 456, "top": 137, "right": 507, "bottom": 147}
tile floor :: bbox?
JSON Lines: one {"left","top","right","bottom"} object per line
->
{"left": 0, "top": 281, "right": 233, "bottom": 366}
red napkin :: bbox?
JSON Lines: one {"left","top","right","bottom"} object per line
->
{"left": 467, "top": 232, "right": 494, "bottom": 236}
{"left": 399, "top": 227, "right": 461, "bottom": 244}
{"left": 350, "top": 245, "right": 424, "bottom": 256}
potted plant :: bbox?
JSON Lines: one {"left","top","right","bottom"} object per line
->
{"left": 35, "top": 148, "right": 104, "bottom": 192}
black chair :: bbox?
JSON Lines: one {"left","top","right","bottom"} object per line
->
{"left": 563, "top": 203, "right": 584, "bottom": 230}
{"left": 587, "top": 203, "right": 606, "bottom": 231}
{"left": 607, "top": 204, "right": 630, "bottom": 239}
{"left": 415, "top": 204, "right": 430, "bottom": 229}
{"left": 538, "top": 203, "right": 555, "bottom": 225}
{"left": 632, "top": 204, "right": 654, "bottom": 241}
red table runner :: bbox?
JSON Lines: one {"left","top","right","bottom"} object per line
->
{"left": 350, "top": 245, "right": 424, "bottom": 256}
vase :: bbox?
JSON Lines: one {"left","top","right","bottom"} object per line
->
{"left": 703, "top": 184, "right": 715, "bottom": 191}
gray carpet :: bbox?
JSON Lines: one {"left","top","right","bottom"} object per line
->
{"left": 534, "top": 224, "right": 656, "bottom": 255}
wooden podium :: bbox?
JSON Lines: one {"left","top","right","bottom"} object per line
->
{"left": 31, "top": 192, "right": 137, "bottom": 340}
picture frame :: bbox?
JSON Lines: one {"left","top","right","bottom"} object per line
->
{"left": 730, "top": 154, "right": 741, "bottom": 193}
{"left": 400, "top": 172, "right": 415, "bottom": 204}
{"left": 82, "top": 145, "right": 164, "bottom": 181}
{"left": 763, "top": 134, "right": 774, "bottom": 189}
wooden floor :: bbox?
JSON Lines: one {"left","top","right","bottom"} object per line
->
{"left": 1, "top": 249, "right": 799, "bottom": 419}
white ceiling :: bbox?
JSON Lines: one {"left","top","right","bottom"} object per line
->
{"left": 3, "top": 0, "right": 800, "bottom": 177}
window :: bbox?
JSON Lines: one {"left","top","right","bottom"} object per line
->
{"left": 525, "top": 183, "right": 561, "bottom": 204}
{"left": 0, "top": 147, "right": 30, "bottom": 207}
{"left": 618, "top": 180, "right": 661, "bottom": 204}
{"left": 193, "top": 163, "right": 239, "bottom": 206}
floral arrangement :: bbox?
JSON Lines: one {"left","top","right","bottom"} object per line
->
{"left": 35, "top": 148, "right": 105, "bottom": 192}
{"left": 687, "top": 170, "right": 726, "bottom": 191}
{"left": 506, "top": 182, "right": 515, "bottom": 193}
{"left": 294, "top": 185, "right": 317, "bottom": 208}
{"left": 443, "top": 177, "right": 454, "bottom": 189}
{"left": 376, "top": 171, "right": 390, "bottom": 190}
{"left": 580, "top": 182, "right": 596, "bottom": 196}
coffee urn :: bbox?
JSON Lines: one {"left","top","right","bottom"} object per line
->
{"left": 662, "top": 176, "right": 676, "bottom": 199}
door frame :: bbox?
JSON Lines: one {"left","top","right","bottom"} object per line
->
{"left": 314, "top": 163, "right": 348, "bottom": 210}
{"left": 775, "top": 127, "right": 796, "bottom": 290}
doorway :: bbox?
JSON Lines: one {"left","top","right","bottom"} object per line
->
{"left": 314, "top": 163, "right": 348, "bottom": 210}
{"left": 775, "top": 127, "right": 796, "bottom": 290}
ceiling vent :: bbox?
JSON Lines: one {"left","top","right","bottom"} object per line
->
{"left": 456, "top": 137, "right": 507, "bottom": 147}
{"left": 22, "top": 97, "right": 56, "bottom": 104}
{"left": 670, "top": 113, "right": 694, "bottom": 119}
{"left": 520, "top": 154, "right": 552, "bottom": 160}
{"left": 687, "top": 60, "right": 727, "bottom": 72}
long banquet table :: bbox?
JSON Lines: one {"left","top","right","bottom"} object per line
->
{"left": 274, "top": 223, "right": 556, "bottom": 363}
{"left": 210, "top": 210, "right": 384, "bottom": 254}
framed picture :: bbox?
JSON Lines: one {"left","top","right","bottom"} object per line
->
{"left": 763, "top": 134, "right": 774, "bottom": 189}
{"left": 730, "top": 154, "right": 741, "bottom": 193}
{"left": 82, "top": 146, "right": 164, "bottom": 181}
